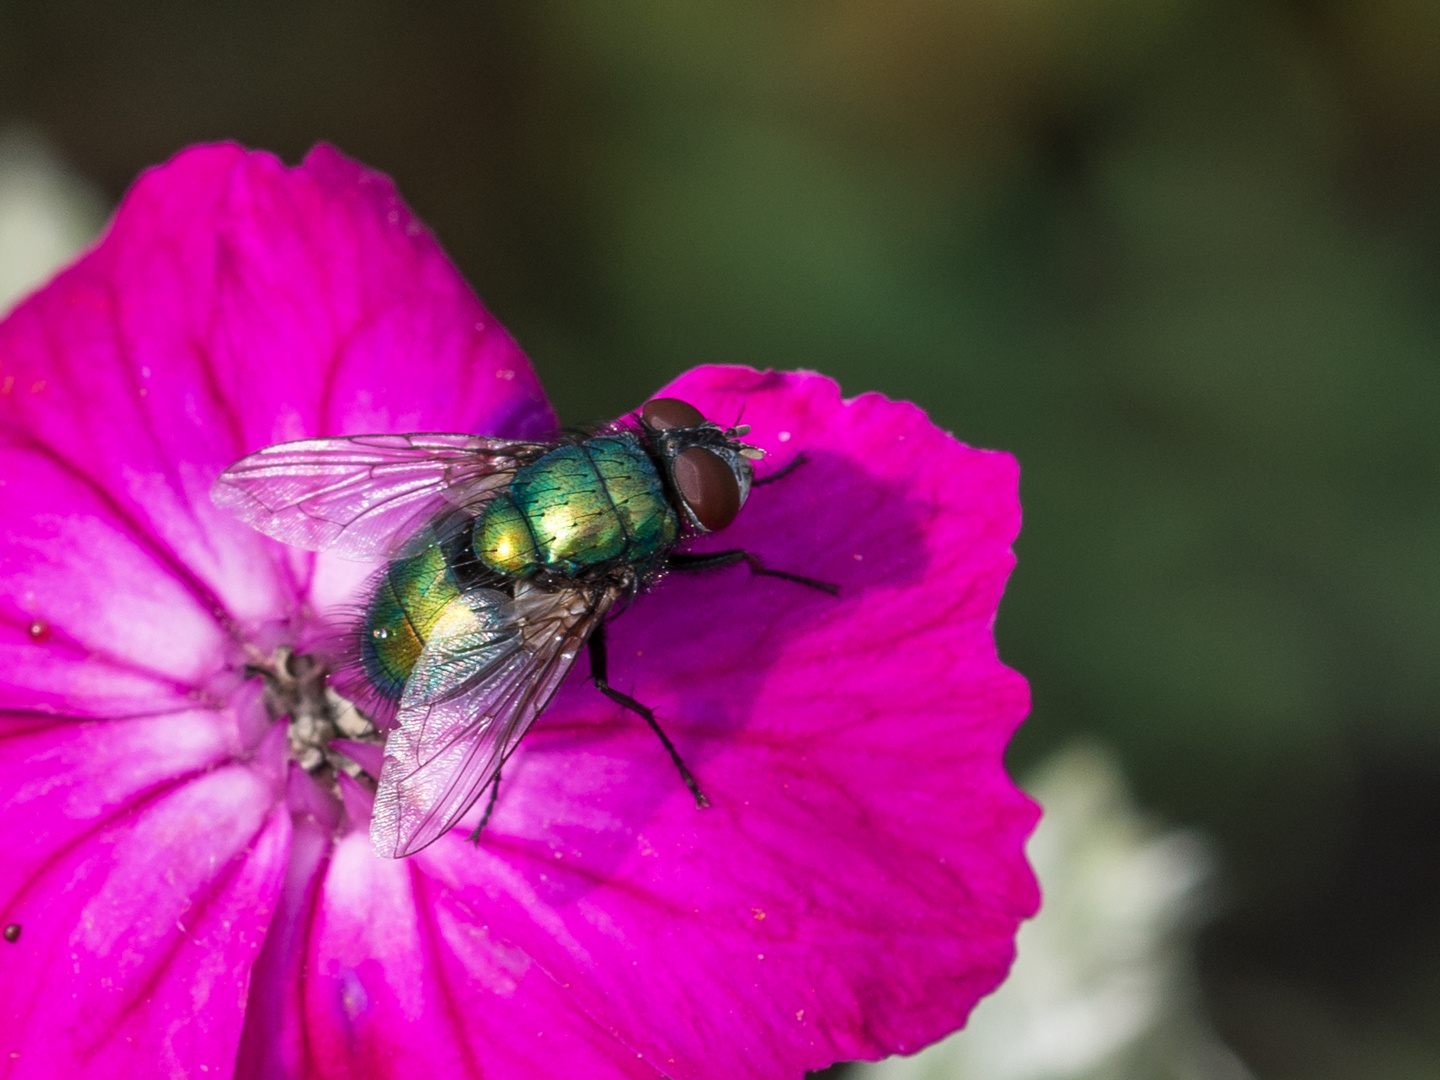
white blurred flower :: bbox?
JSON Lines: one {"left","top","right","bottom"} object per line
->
{"left": 852, "top": 744, "right": 1251, "bottom": 1080}
{"left": 0, "top": 127, "right": 108, "bottom": 316}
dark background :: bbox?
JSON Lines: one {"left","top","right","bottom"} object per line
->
{"left": 4, "top": 2, "right": 1439, "bottom": 1075}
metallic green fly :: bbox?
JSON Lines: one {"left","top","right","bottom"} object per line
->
{"left": 214, "top": 398, "right": 833, "bottom": 857}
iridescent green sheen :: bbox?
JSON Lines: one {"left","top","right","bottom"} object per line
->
{"left": 363, "top": 438, "right": 679, "bottom": 698}
{"left": 474, "top": 436, "right": 678, "bottom": 578}
{"left": 473, "top": 492, "right": 541, "bottom": 576}
{"left": 360, "top": 534, "right": 461, "bottom": 698}
{"left": 589, "top": 437, "right": 680, "bottom": 556}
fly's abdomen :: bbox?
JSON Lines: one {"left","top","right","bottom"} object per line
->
{"left": 360, "top": 538, "right": 460, "bottom": 699}
{"left": 473, "top": 437, "right": 678, "bottom": 578}
{"left": 473, "top": 492, "right": 542, "bottom": 576}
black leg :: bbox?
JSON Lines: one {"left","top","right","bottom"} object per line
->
{"left": 588, "top": 625, "right": 709, "bottom": 808}
{"left": 668, "top": 549, "right": 839, "bottom": 595}
{"left": 467, "top": 769, "right": 502, "bottom": 844}
{"left": 752, "top": 451, "right": 808, "bottom": 487}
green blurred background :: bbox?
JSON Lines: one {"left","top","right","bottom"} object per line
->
{"left": 3, "top": 1, "right": 1439, "bottom": 1075}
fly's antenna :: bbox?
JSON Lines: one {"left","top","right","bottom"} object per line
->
{"left": 724, "top": 401, "right": 753, "bottom": 441}
{"left": 724, "top": 422, "right": 763, "bottom": 459}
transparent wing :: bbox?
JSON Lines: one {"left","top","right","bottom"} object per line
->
{"left": 212, "top": 433, "right": 549, "bottom": 560}
{"left": 371, "top": 582, "right": 618, "bottom": 858}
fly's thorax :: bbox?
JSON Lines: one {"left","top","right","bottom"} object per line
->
{"left": 586, "top": 437, "right": 680, "bottom": 554}
{"left": 473, "top": 437, "right": 678, "bottom": 579}
{"left": 360, "top": 536, "right": 461, "bottom": 699}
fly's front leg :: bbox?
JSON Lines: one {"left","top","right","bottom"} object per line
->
{"left": 668, "top": 549, "right": 839, "bottom": 595}
{"left": 752, "top": 451, "right": 808, "bottom": 487}
{"left": 588, "top": 624, "right": 709, "bottom": 808}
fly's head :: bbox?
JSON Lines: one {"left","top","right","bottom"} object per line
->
{"left": 640, "top": 397, "right": 763, "bottom": 534}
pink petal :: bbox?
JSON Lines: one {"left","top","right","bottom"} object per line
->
{"left": 234, "top": 816, "right": 332, "bottom": 1079}
{"left": 0, "top": 712, "right": 290, "bottom": 1078}
{"left": 243, "top": 831, "right": 663, "bottom": 1079}
{"left": 0, "top": 144, "right": 558, "bottom": 1075}
{"left": 0, "top": 142, "right": 555, "bottom": 640}
{"left": 286, "top": 368, "right": 1035, "bottom": 1079}
{"left": 0, "top": 443, "right": 234, "bottom": 718}
{"left": 2, "top": 136, "right": 1032, "bottom": 1079}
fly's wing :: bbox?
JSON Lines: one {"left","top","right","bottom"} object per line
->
{"left": 212, "top": 433, "right": 549, "bottom": 560}
{"left": 371, "top": 582, "right": 618, "bottom": 858}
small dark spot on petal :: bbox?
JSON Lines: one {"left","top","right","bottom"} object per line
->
{"left": 4, "top": 924, "right": 20, "bottom": 943}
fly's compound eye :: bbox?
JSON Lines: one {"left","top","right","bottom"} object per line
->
{"left": 641, "top": 397, "right": 706, "bottom": 431}
{"left": 673, "top": 446, "right": 742, "bottom": 532}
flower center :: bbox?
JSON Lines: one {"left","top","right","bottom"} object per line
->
{"left": 247, "top": 646, "right": 380, "bottom": 779}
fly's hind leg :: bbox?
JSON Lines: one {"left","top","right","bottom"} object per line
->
{"left": 588, "top": 624, "right": 709, "bottom": 808}
{"left": 467, "top": 769, "right": 502, "bottom": 844}
{"left": 668, "top": 549, "right": 839, "bottom": 595}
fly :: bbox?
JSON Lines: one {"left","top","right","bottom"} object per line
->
{"left": 214, "top": 398, "right": 834, "bottom": 857}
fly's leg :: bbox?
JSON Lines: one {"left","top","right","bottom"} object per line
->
{"left": 467, "top": 770, "right": 502, "bottom": 844}
{"left": 588, "top": 625, "right": 709, "bottom": 808}
{"left": 752, "top": 451, "right": 808, "bottom": 487}
{"left": 729, "top": 454, "right": 839, "bottom": 592}
{"left": 668, "top": 549, "right": 839, "bottom": 595}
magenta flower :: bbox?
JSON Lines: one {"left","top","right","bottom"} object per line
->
{"left": 0, "top": 144, "right": 1037, "bottom": 1079}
